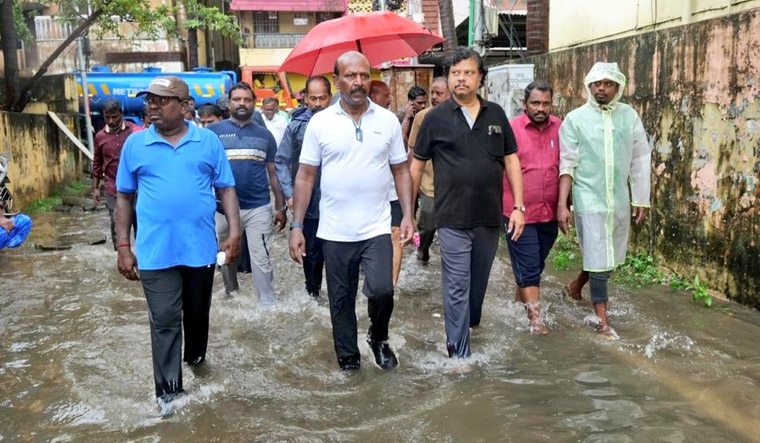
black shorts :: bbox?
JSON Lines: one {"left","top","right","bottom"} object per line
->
{"left": 390, "top": 200, "right": 402, "bottom": 227}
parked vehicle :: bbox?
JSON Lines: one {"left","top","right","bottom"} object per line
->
{"left": 76, "top": 67, "right": 237, "bottom": 124}
{"left": 241, "top": 66, "right": 298, "bottom": 111}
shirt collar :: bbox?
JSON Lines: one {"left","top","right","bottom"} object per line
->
{"left": 520, "top": 112, "right": 556, "bottom": 130}
{"left": 104, "top": 121, "right": 127, "bottom": 134}
{"left": 144, "top": 121, "right": 200, "bottom": 146}
{"left": 446, "top": 95, "right": 487, "bottom": 111}
{"left": 332, "top": 98, "right": 376, "bottom": 117}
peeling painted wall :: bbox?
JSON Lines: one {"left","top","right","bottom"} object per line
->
{"left": 521, "top": 9, "right": 760, "bottom": 307}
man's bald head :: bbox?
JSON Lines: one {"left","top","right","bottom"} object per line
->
{"left": 334, "top": 51, "right": 372, "bottom": 109}
{"left": 369, "top": 80, "right": 391, "bottom": 109}
{"left": 333, "top": 51, "right": 370, "bottom": 76}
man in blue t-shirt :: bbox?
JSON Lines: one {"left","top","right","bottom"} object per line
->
{"left": 114, "top": 77, "right": 240, "bottom": 411}
{"left": 208, "top": 82, "right": 286, "bottom": 304}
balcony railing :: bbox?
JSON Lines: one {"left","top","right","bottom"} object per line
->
{"left": 35, "top": 16, "right": 74, "bottom": 41}
{"left": 241, "top": 33, "right": 307, "bottom": 49}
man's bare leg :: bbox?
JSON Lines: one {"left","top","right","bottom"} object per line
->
{"left": 565, "top": 270, "right": 589, "bottom": 300}
{"left": 522, "top": 286, "right": 548, "bottom": 334}
{"left": 391, "top": 226, "right": 402, "bottom": 286}
{"left": 593, "top": 301, "right": 615, "bottom": 338}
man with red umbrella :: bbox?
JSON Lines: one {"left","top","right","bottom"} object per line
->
{"left": 289, "top": 51, "right": 415, "bottom": 371}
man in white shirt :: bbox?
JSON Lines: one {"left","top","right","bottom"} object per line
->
{"left": 289, "top": 51, "right": 415, "bottom": 371}
{"left": 261, "top": 97, "right": 288, "bottom": 146}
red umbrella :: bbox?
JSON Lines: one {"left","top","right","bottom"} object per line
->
{"left": 279, "top": 11, "right": 445, "bottom": 76}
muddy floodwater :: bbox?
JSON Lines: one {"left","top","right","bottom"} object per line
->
{"left": 1, "top": 209, "right": 759, "bottom": 442}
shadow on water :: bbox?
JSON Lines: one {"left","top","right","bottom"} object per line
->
{"left": 1, "top": 210, "right": 760, "bottom": 442}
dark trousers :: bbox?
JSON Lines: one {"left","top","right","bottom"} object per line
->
{"left": 140, "top": 265, "right": 215, "bottom": 397}
{"left": 589, "top": 271, "right": 612, "bottom": 303}
{"left": 503, "top": 218, "right": 559, "bottom": 287}
{"left": 417, "top": 193, "right": 436, "bottom": 259}
{"left": 303, "top": 218, "right": 324, "bottom": 293}
{"left": 105, "top": 194, "right": 137, "bottom": 251}
{"left": 322, "top": 234, "right": 394, "bottom": 362}
{"left": 438, "top": 226, "right": 500, "bottom": 358}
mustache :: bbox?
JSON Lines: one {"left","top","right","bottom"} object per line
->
{"left": 350, "top": 87, "right": 366, "bottom": 94}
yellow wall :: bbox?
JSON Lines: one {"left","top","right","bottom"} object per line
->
{"left": 0, "top": 112, "right": 83, "bottom": 207}
{"left": 549, "top": 0, "right": 760, "bottom": 50}
{"left": 240, "top": 48, "right": 294, "bottom": 67}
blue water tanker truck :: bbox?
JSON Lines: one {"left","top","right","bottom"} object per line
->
{"left": 76, "top": 66, "right": 237, "bottom": 124}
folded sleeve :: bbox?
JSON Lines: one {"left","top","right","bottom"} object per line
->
{"left": 389, "top": 119, "right": 407, "bottom": 165}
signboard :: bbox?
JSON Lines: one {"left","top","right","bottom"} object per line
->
{"left": 294, "top": 18, "right": 309, "bottom": 26}
{"left": 485, "top": 64, "right": 534, "bottom": 118}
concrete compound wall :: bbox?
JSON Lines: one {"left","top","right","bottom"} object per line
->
{"left": 521, "top": 8, "right": 760, "bottom": 308}
{"left": 0, "top": 75, "right": 84, "bottom": 207}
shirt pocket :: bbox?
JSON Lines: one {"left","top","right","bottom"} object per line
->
{"left": 482, "top": 132, "right": 506, "bottom": 158}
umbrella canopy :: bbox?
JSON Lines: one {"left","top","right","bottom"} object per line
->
{"left": 279, "top": 11, "right": 445, "bottom": 76}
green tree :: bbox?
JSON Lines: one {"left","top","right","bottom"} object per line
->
{"left": 2, "top": 0, "right": 240, "bottom": 112}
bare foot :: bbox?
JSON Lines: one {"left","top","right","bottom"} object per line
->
{"left": 595, "top": 324, "right": 619, "bottom": 340}
{"left": 530, "top": 322, "right": 549, "bottom": 335}
{"left": 563, "top": 284, "right": 583, "bottom": 301}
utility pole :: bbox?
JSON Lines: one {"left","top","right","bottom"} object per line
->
{"left": 473, "top": 0, "right": 484, "bottom": 55}
{"left": 468, "top": 0, "right": 484, "bottom": 54}
{"left": 76, "top": 37, "right": 94, "bottom": 155}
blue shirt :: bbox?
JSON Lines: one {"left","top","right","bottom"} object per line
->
{"left": 207, "top": 119, "right": 276, "bottom": 210}
{"left": 116, "top": 122, "right": 235, "bottom": 270}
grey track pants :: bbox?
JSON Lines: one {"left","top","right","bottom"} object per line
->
{"left": 438, "top": 226, "right": 500, "bottom": 358}
{"left": 215, "top": 205, "right": 275, "bottom": 304}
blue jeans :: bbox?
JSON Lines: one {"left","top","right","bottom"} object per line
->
{"left": 503, "top": 218, "right": 558, "bottom": 288}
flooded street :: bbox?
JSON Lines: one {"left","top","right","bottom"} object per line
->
{"left": 1, "top": 209, "right": 760, "bottom": 442}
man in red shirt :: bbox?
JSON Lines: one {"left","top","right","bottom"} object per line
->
{"left": 92, "top": 99, "right": 138, "bottom": 250}
{"left": 502, "top": 80, "right": 562, "bottom": 334}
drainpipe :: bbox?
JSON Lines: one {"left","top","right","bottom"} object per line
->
{"left": 682, "top": 0, "right": 693, "bottom": 24}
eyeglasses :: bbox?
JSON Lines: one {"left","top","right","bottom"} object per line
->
{"left": 143, "top": 95, "right": 179, "bottom": 106}
{"left": 449, "top": 70, "right": 478, "bottom": 78}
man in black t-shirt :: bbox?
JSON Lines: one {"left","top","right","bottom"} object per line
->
{"left": 410, "top": 47, "right": 526, "bottom": 359}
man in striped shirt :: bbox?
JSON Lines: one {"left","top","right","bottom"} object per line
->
{"left": 208, "top": 82, "right": 287, "bottom": 304}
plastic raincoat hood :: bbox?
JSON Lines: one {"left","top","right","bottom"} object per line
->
{"left": 583, "top": 62, "right": 626, "bottom": 109}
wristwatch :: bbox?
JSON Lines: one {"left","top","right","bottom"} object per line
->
{"left": 290, "top": 221, "right": 304, "bottom": 230}
{"left": 513, "top": 205, "right": 526, "bottom": 213}
{"left": 277, "top": 205, "right": 287, "bottom": 212}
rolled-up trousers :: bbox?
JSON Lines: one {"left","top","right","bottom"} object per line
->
{"left": 140, "top": 265, "right": 215, "bottom": 397}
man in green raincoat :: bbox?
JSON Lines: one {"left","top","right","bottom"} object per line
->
{"left": 557, "top": 62, "right": 651, "bottom": 338}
